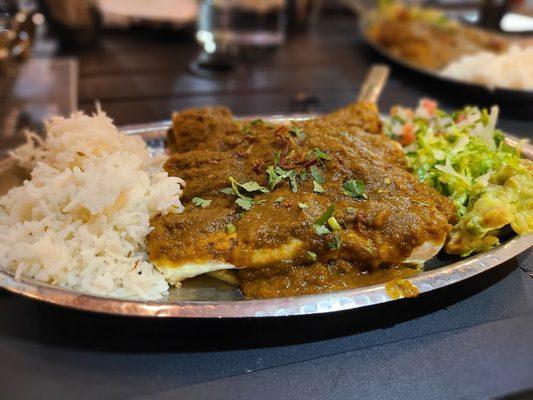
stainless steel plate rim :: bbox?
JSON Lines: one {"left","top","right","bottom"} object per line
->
{"left": 0, "top": 117, "right": 531, "bottom": 318}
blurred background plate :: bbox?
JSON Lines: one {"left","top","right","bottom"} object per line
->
{"left": 358, "top": 14, "right": 533, "bottom": 104}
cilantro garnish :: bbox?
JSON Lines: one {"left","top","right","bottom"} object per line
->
{"left": 220, "top": 187, "right": 234, "bottom": 195}
{"left": 313, "top": 181, "right": 324, "bottom": 193}
{"left": 287, "top": 169, "right": 298, "bottom": 192}
{"left": 238, "top": 181, "right": 269, "bottom": 193}
{"left": 313, "top": 148, "right": 331, "bottom": 164}
{"left": 191, "top": 197, "right": 212, "bottom": 208}
{"left": 226, "top": 224, "right": 236, "bottom": 234}
{"left": 266, "top": 165, "right": 282, "bottom": 191}
{"left": 273, "top": 196, "right": 284, "bottom": 204}
{"left": 342, "top": 179, "right": 367, "bottom": 199}
{"left": 235, "top": 196, "right": 254, "bottom": 211}
{"left": 289, "top": 127, "right": 306, "bottom": 140}
{"left": 306, "top": 251, "right": 317, "bottom": 262}
{"left": 314, "top": 225, "right": 331, "bottom": 235}
{"left": 314, "top": 204, "right": 335, "bottom": 226}
{"left": 221, "top": 177, "right": 268, "bottom": 211}
{"left": 298, "top": 202, "right": 309, "bottom": 209}
{"left": 313, "top": 205, "right": 335, "bottom": 235}
{"left": 266, "top": 165, "right": 298, "bottom": 192}
{"left": 328, "top": 232, "right": 343, "bottom": 250}
{"left": 309, "top": 165, "right": 325, "bottom": 184}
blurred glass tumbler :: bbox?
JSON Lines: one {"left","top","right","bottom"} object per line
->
{"left": 0, "top": 7, "right": 39, "bottom": 76}
{"left": 197, "top": 0, "right": 286, "bottom": 57}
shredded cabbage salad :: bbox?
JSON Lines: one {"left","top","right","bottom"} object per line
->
{"left": 384, "top": 99, "right": 532, "bottom": 256}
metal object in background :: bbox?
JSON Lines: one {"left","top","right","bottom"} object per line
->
{"left": 0, "top": 119, "right": 531, "bottom": 318}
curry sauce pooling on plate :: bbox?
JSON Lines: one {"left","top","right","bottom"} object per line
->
{"left": 147, "top": 102, "right": 456, "bottom": 299}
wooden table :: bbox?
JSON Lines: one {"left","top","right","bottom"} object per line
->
{"left": 0, "top": 13, "right": 532, "bottom": 400}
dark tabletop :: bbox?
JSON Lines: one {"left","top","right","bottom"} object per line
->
{"left": 0, "top": 13, "right": 532, "bottom": 400}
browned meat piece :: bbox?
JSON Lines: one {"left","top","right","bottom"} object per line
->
{"left": 149, "top": 102, "right": 456, "bottom": 298}
{"left": 167, "top": 107, "right": 242, "bottom": 153}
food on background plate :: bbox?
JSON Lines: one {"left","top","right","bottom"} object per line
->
{"left": 384, "top": 99, "right": 533, "bottom": 256}
{"left": 367, "top": 2, "right": 507, "bottom": 70}
{"left": 0, "top": 111, "right": 184, "bottom": 299}
{"left": 148, "top": 102, "right": 457, "bottom": 298}
{"left": 365, "top": 2, "right": 533, "bottom": 91}
{"left": 441, "top": 46, "right": 533, "bottom": 91}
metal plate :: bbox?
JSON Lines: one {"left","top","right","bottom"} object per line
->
{"left": 0, "top": 117, "right": 531, "bottom": 318}
{"left": 359, "top": 15, "right": 533, "bottom": 104}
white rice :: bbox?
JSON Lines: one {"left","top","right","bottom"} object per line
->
{"left": 441, "top": 46, "right": 533, "bottom": 90}
{"left": 0, "top": 111, "right": 185, "bottom": 300}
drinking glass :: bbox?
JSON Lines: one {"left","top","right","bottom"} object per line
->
{"left": 0, "top": 11, "right": 15, "bottom": 75}
{"left": 197, "top": 0, "right": 287, "bottom": 58}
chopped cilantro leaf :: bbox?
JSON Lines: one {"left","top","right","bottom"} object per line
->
{"left": 298, "top": 202, "right": 309, "bottom": 209}
{"left": 224, "top": 177, "right": 264, "bottom": 211}
{"left": 266, "top": 165, "right": 297, "bottom": 192}
{"left": 309, "top": 165, "right": 325, "bottom": 184}
{"left": 313, "top": 181, "right": 324, "bottom": 193}
{"left": 314, "top": 205, "right": 335, "bottom": 226}
{"left": 220, "top": 187, "right": 233, "bottom": 195}
{"left": 346, "top": 207, "right": 356, "bottom": 214}
{"left": 314, "top": 224, "right": 331, "bottom": 235}
{"left": 288, "top": 170, "right": 298, "bottom": 192}
{"left": 289, "top": 127, "right": 306, "bottom": 140}
{"left": 236, "top": 197, "right": 253, "bottom": 211}
{"left": 191, "top": 197, "right": 212, "bottom": 208}
{"left": 306, "top": 251, "right": 317, "bottom": 262}
{"left": 328, "top": 232, "right": 343, "bottom": 250}
{"left": 343, "top": 179, "right": 367, "bottom": 199}
{"left": 239, "top": 181, "right": 269, "bottom": 193}
{"left": 273, "top": 196, "right": 284, "bottom": 203}
{"left": 226, "top": 224, "right": 236, "bottom": 234}
{"left": 313, "top": 148, "right": 331, "bottom": 163}
{"left": 266, "top": 166, "right": 283, "bottom": 190}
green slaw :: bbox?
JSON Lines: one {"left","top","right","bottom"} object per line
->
{"left": 384, "top": 99, "right": 532, "bottom": 256}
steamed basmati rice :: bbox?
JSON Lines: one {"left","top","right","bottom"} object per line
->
{"left": 0, "top": 111, "right": 184, "bottom": 300}
{"left": 440, "top": 46, "right": 533, "bottom": 90}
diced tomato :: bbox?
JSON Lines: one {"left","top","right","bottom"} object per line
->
{"left": 421, "top": 98, "right": 437, "bottom": 116}
{"left": 455, "top": 113, "right": 466, "bottom": 123}
{"left": 400, "top": 123, "right": 415, "bottom": 146}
